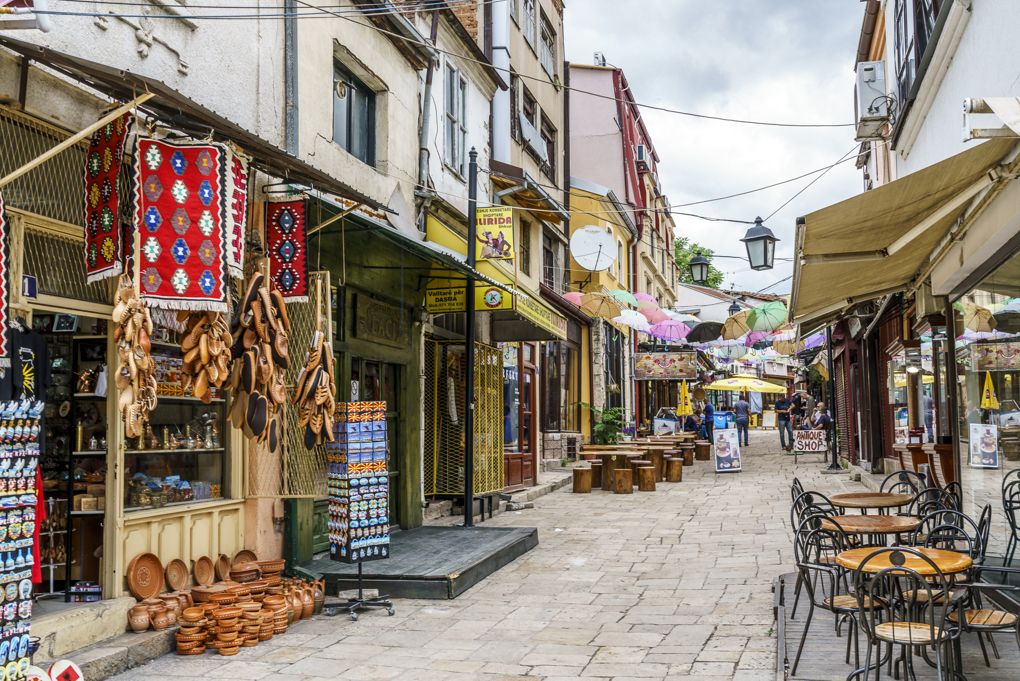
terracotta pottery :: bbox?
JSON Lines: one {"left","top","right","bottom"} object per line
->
{"left": 151, "top": 608, "right": 172, "bottom": 630}
{"left": 165, "top": 609, "right": 178, "bottom": 626}
{"left": 127, "top": 553, "right": 165, "bottom": 601}
{"left": 288, "top": 591, "right": 302, "bottom": 623}
{"left": 313, "top": 579, "right": 325, "bottom": 615}
{"left": 165, "top": 559, "right": 189, "bottom": 592}
{"left": 301, "top": 588, "right": 313, "bottom": 620}
{"left": 232, "top": 549, "right": 258, "bottom": 566}
{"left": 215, "top": 554, "right": 231, "bottom": 582}
{"left": 128, "top": 609, "right": 150, "bottom": 633}
{"left": 193, "top": 556, "right": 215, "bottom": 586}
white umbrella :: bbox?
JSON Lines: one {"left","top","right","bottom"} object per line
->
{"left": 613, "top": 309, "right": 652, "bottom": 332}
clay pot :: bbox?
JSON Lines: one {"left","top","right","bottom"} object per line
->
{"left": 128, "top": 608, "right": 150, "bottom": 633}
{"left": 301, "top": 588, "right": 314, "bottom": 620}
{"left": 151, "top": 608, "right": 172, "bottom": 631}
{"left": 165, "top": 609, "right": 178, "bottom": 626}
{"left": 312, "top": 580, "right": 325, "bottom": 616}
{"left": 288, "top": 591, "right": 302, "bottom": 623}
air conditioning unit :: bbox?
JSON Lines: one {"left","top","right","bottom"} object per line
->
{"left": 635, "top": 144, "right": 649, "bottom": 170}
{"left": 855, "top": 61, "right": 889, "bottom": 141}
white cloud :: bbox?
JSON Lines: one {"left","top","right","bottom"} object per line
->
{"left": 565, "top": 0, "right": 864, "bottom": 293}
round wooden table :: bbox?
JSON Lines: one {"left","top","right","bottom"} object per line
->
{"left": 835, "top": 547, "right": 972, "bottom": 576}
{"left": 821, "top": 515, "right": 921, "bottom": 535}
{"left": 829, "top": 491, "right": 913, "bottom": 510}
{"left": 598, "top": 451, "right": 642, "bottom": 491}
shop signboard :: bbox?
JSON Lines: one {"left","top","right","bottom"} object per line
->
{"left": 794, "top": 430, "right": 827, "bottom": 462}
{"left": 971, "top": 342, "right": 1020, "bottom": 371}
{"left": 475, "top": 206, "right": 515, "bottom": 260}
{"left": 713, "top": 428, "right": 742, "bottom": 473}
{"left": 634, "top": 351, "right": 698, "bottom": 380}
{"left": 968, "top": 423, "right": 1000, "bottom": 469}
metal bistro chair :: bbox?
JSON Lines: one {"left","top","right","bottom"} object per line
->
{"left": 1003, "top": 480, "right": 1020, "bottom": 568}
{"left": 854, "top": 547, "right": 962, "bottom": 681}
{"left": 948, "top": 562, "right": 1020, "bottom": 671}
{"left": 790, "top": 491, "right": 842, "bottom": 618}
{"left": 791, "top": 521, "right": 875, "bottom": 676}
{"left": 792, "top": 477, "right": 805, "bottom": 504}
{"left": 881, "top": 470, "right": 927, "bottom": 496}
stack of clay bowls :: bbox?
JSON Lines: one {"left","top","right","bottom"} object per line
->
{"left": 175, "top": 607, "right": 208, "bottom": 656}
{"left": 229, "top": 562, "right": 261, "bottom": 585}
{"left": 210, "top": 604, "right": 243, "bottom": 657}
{"left": 262, "top": 594, "right": 289, "bottom": 636}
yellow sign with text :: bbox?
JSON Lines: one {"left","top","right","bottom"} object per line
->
{"left": 425, "top": 286, "right": 514, "bottom": 313}
{"left": 475, "top": 206, "right": 515, "bottom": 261}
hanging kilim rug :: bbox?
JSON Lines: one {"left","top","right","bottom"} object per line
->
{"left": 265, "top": 198, "right": 309, "bottom": 302}
{"left": 83, "top": 112, "right": 133, "bottom": 283}
{"left": 0, "top": 193, "right": 9, "bottom": 367}
{"left": 133, "top": 138, "right": 228, "bottom": 312}
{"left": 224, "top": 144, "right": 250, "bottom": 279}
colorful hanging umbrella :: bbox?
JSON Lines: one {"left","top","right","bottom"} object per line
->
{"left": 964, "top": 302, "right": 997, "bottom": 333}
{"left": 704, "top": 375, "right": 786, "bottom": 394}
{"left": 666, "top": 311, "right": 700, "bottom": 323}
{"left": 772, "top": 328, "right": 797, "bottom": 341}
{"left": 607, "top": 289, "right": 638, "bottom": 307}
{"left": 641, "top": 308, "right": 670, "bottom": 324}
{"left": 580, "top": 292, "right": 622, "bottom": 319}
{"left": 562, "top": 291, "right": 583, "bottom": 306}
{"left": 676, "top": 380, "right": 694, "bottom": 417}
{"left": 648, "top": 320, "right": 691, "bottom": 342}
{"left": 981, "top": 371, "right": 1000, "bottom": 410}
{"left": 686, "top": 321, "right": 723, "bottom": 343}
{"left": 745, "top": 331, "right": 770, "bottom": 347}
{"left": 803, "top": 332, "right": 825, "bottom": 350}
{"left": 957, "top": 329, "right": 1014, "bottom": 342}
{"left": 812, "top": 352, "right": 830, "bottom": 381}
{"left": 613, "top": 309, "right": 651, "bottom": 332}
{"left": 722, "top": 310, "right": 753, "bottom": 340}
{"left": 634, "top": 292, "right": 657, "bottom": 304}
{"left": 747, "top": 301, "right": 788, "bottom": 331}
{"left": 772, "top": 339, "right": 799, "bottom": 356}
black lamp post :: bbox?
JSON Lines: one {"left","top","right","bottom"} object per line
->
{"left": 727, "top": 300, "right": 741, "bottom": 316}
{"left": 689, "top": 250, "right": 710, "bottom": 284}
{"left": 741, "top": 216, "right": 778, "bottom": 271}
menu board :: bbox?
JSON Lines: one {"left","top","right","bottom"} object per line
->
{"left": 969, "top": 423, "right": 1000, "bottom": 469}
{"left": 971, "top": 342, "right": 1020, "bottom": 371}
{"left": 0, "top": 400, "right": 43, "bottom": 679}
{"left": 327, "top": 401, "right": 391, "bottom": 563}
{"left": 713, "top": 428, "right": 742, "bottom": 473}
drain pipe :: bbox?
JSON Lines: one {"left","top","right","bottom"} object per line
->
{"left": 417, "top": 11, "right": 441, "bottom": 195}
{"left": 284, "top": 0, "right": 298, "bottom": 154}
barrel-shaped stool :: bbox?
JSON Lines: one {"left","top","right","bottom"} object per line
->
{"left": 636, "top": 465, "right": 656, "bottom": 491}
{"left": 665, "top": 457, "right": 683, "bottom": 482}
{"left": 630, "top": 460, "right": 651, "bottom": 487}
{"left": 694, "top": 440, "right": 711, "bottom": 461}
{"left": 613, "top": 468, "right": 633, "bottom": 494}
{"left": 589, "top": 461, "right": 603, "bottom": 488}
{"left": 572, "top": 467, "right": 592, "bottom": 493}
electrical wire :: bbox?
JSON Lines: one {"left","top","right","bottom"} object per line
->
{"left": 763, "top": 145, "right": 862, "bottom": 221}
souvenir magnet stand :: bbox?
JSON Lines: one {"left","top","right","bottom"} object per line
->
{"left": 322, "top": 562, "right": 393, "bottom": 621}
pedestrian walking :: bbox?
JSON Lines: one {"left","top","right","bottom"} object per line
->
{"left": 923, "top": 393, "right": 935, "bottom": 442}
{"left": 774, "top": 392, "right": 794, "bottom": 451}
{"left": 733, "top": 394, "right": 751, "bottom": 447}
{"left": 703, "top": 400, "right": 715, "bottom": 442}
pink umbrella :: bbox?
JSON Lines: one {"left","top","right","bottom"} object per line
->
{"left": 745, "top": 331, "right": 770, "bottom": 347}
{"left": 641, "top": 308, "right": 670, "bottom": 324}
{"left": 635, "top": 299, "right": 660, "bottom": 310}
{"left": 634, "top": 292, "right": 657, "bottom": 303}
{"left": 648, "top": 321, "right": 691, "bottom": 342}
{"left": 562, "top": 291, "right": 583, "bottom": 306}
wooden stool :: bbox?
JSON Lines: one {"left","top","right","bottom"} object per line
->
{"left": 590, "top": 461, "right": 603, "bottom": 488}
{"left": 614, "top": 468, "right": 633, "bottom": 494}
{"left": 665, "top": 457, "right": 683, "bottom": 482}
{"left": 636, "top": 466, "right": 656, "bottom": 491}
{"left": 572, "top": 467, "right": 592, "bottom": 493}
{"left": 680, "top": 447, "right": 695, "bottom": 466}
{"left": 694, "top": 441, "right": 711, "bottom": 461}
{"left": 630, "top": 460, "right": 651, "bottom": 486}
{"left": 646, "top": 450, "right": 666, "bottom": 481}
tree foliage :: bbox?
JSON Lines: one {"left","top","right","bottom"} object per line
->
{"left": 674, "top": 236, "right": 725, "bottom": 288}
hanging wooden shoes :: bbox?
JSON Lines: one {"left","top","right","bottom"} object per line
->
{"left": 178, "top": 311, "right": 232, "bottom": 403}
{"left": 293, "top": 330, "right": 336, "bottom": 448}
{"left": 227, "top": 269, "right": 291, "bottom": 453}
{"left": 113, "top": 275, "right": 157, "bottom": 440}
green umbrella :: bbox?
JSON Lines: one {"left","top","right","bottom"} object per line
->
{"left": 747, "top": 301, "right": 788, "bottom": 331}
{"left": 607, "top": 289, "right": 638, "bottom": 307}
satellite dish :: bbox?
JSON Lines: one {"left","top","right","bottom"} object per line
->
{"left": 570, "top": 226, "right": 617, "bottom": 272}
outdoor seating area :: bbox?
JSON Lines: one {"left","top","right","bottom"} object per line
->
{"left": 785, "top": 470, "right": 1020, "bottom": 680}
{"left": 573, "top": 433, "right": 704, "bottom": 495}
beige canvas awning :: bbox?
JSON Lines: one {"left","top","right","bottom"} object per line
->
{"left": 790, "top": 139, "right": 1017, "bottom": 327}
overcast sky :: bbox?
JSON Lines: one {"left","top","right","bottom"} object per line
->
{"left": 564, "top": 0, "right": 864, "bottom": 295}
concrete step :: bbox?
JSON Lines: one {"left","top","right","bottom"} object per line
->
{"left": 36, "top": 629, "right": 174, "bottom": 681}
{"left": 32, "top": 597, "right": 136, "bottom": 661}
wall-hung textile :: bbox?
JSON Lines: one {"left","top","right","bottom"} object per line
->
{"left": 83, "top": 112, "right": 133, "bottom": 283}
{"left": 133, "top": 139, "right": 228, "bottom": 311}
{"left": 224, "top": 145, "right": 250, "bottom": 279}
{"left": 265, "top": 198, "right": 309, "bottom": 302}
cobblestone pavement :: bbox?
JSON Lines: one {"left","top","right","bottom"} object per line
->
{"left": 111, "top": 432, "right": 862, "bottom": 681}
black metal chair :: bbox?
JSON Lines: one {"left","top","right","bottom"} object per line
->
{"left": 791, "top": 477, "right": 805, "bottom": 504}
{"left": 881, "top": 470, "right": 926, "bottom": 495}
{"left": 944, "top": 481, "right": 963, "bottom": 508}
{"left": 791, "top": 521, "right": 873, "bottom": 675}
{"left": 1003, "top": 481, "right": 1020, "bottom": 568}
{"left": 948, "top": 564, "right": 1020, "bottom": 671}
{"left": 853, "top": 547, "right": 962, "bottom": 681}
{"left": 790, "top": 492, "right": 841, "bottom": 619}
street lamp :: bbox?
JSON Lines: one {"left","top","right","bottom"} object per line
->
{"left": 728, "top": 300, "right": 741, "bottom": 316}
{"left": 741, "top": 216, "right": 779, "bottom": 271}
{"left": 689, "top": 250, "right": 710, "bottom": 284}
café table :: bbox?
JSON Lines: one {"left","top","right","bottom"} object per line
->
{"left": 821, "top": 515, "right": 921, "bottom": 546}
{"left": 637, "top": 445, "right": 674, "bottom": 480}
{"left": 597, "top": 451, "right": 642, "bottom": 491}
{"left": 835, "top": 546, "right": 972, "bottom": 576}
{"left": 829, "top": 491, "right": 913, "bottom": 515}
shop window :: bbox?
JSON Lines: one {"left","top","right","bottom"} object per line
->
{"left": 541, "top": 340, "right": 580, "bottom": 432}
{"left": 332, "top": 60, "right": 376, "bottom": 165}
{"left": 542, "top": 232, "right": 555, "bottom": 289}
{"left": 539, "top": 12, "right": 557, "bottom": 77}
{"left": 520, "top": 221, "right": 531, "bottom": 275}
{"left": 540, "top": 114, "right": 557, "bottom": 179}
{"left": 522, "top": 0, "right": 536, "bottom": 48}
{"left": 444, "top": 64, "right": 468, "bottom": 176}
{"left": 893, "top": 0, "right": 941, "bottom": 113}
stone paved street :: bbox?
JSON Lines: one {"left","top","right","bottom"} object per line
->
{"left": 111, "top": 432, "right": 860, "bottom": 680}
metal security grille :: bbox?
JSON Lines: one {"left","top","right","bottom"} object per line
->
{"left": 247, "top": 270, "right": 332, "bottom": 498}
{"left": 0, "top": 106, "right": 88, "bottom": 226}
{"left": 423, "top": 339, "right": 504, "bottom": 496}
{"left": 23, "top": 226, "right": 113, "bottom": 304}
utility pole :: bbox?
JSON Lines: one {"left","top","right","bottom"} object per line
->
{"left": 826, "top": 324, "right": 841, "bottom": 470}
{"left": 463, "top": 149, "right": 478, "bottom": 527}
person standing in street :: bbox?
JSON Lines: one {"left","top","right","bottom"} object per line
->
{"left": 703, "top": 399, "right": 715, "bottom": 442}
{"left": 774, "top": 392, "right": 794, "bottom": 451}
{"left": 923, "top": 393, "right": 935, "bottom": 443}
{"left": 733, "top": 394, "right": 751, "bottom": 447}
{"left": 791, "top": 390, "right": 804, "bottom": 428}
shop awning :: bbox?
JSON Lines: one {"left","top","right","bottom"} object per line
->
{"left": 790, "top": 139, "right": 1018, "bottom": 328}
{"left": 425, "top": 215, "right": 568, "bottom": 340}
{"left": 0, "top": 34, "right": 385, "bottom": 211}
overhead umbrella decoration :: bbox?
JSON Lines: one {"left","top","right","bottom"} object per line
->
{"left": 803, "top": 332, "right": 825, "bottom": 350}
{"left": 964, "top": 302, "right": 997, "bottom": 333}
{"left": 704, "top": 375, "right": 786, "bottom": 394}
{"left": 722, "top": 309, "right": 753, "bottom": 340}
{"left": 613, "top": 309, "right": 651, "bottom": 332}
{"left": 812, "top": 351, "right": 830, "bottom": 381}
{"left": 580, "top": 292, "right": 622, "bottom": 319}
{"left": 676, "top": 379, "right": 694, "bottom": 417}
{"left": 981, "top": 371, "right": 1000, "bottom": 410}
{"left": 607, "top": 289, "right": 639, "bottom": 307}
{"left": 562, "top": 291, "right": 583, "bottom": 306}
{"left": 648, "top": 320, "right": 691, "bottom": 342}
{"left": 744, "top": 331, "right": 770, "bottom": 347}
{"left": 686, "top": 321, "right": 723, "bottom": 343}
{"left": 747, "top": 301, "right": 788, "bottom": 332}
{"left": 641, "top": 307, "right": 670, "bottom": 324}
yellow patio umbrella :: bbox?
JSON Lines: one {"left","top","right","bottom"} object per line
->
{"left": 704, "top": 375, "right": 786, "bottom": 394}
{"left": 580, "top": 292, "right": 622, "bottom": 320}
{"left": 964, "top": 302, "right": 997, "bottom": 333}
{"left": 721, "top": 310, "right": 752, "bottom": 340}
{"left": 893, "top": 374, "right": 935, "bottom": 388}
{"left": 676, "top": 380, "right": 694, "bottom": 417}
{"left": 981, "top": 371, "right": 1000, "bottom": 410}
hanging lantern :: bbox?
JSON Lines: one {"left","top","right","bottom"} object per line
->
{"left": 689, "top": 250, "right": 711, "bottom": 284}
{"left": 741, "top": 216, "right": 778, "bottom": 271}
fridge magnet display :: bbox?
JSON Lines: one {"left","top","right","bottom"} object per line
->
{"left": 713, "top": 428, "right": 742, "bottom": 473}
